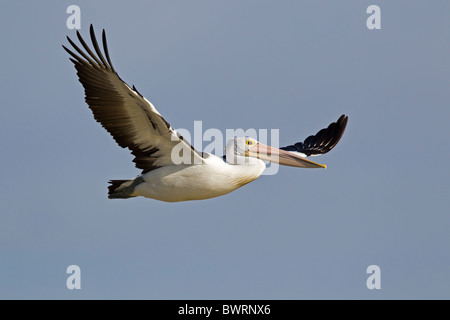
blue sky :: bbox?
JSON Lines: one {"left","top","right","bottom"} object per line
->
{"left": 0, "top": 1, "right": 449, "bottom": 299}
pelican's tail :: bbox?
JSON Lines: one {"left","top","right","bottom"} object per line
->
{"left": 108, "top": 177, "right": 144, "bottom": 199}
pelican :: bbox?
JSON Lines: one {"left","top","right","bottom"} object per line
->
{"left": 63, "top": 25, "right": 348, "bottom": 202}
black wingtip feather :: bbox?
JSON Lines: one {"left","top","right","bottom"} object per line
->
{"left": 89, "top": 25, "right": 109, "bottom": 68}
{"left": 102, "top": 29, "right": 116, "bottom": 73}
{"left": 281, "top": 114, "right": 348, "bottom": 156}
{"left": 65, "top": 24, "right": 120, "bottom": 75}
{"left": 74, "top": 29, "right": 102, "bottom": 66}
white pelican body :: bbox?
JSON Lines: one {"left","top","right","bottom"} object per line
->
{"left": 64, "top": 26, "right": 348, "bottom": 202}
{"left": 134, "top": 155, "right": 266, "bottom": 202}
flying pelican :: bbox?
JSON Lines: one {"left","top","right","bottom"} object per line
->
{"left": 63, "top": 25, "right": 348, "bottom": 202}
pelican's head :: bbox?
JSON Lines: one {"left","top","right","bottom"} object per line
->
{"left": 227, "top": 137, "right": 257, "bottom": 155}
{"left": 225, "top": 137, "right": 326, "bottom": 168}
{"left": 225, "top": 137, "right": 257, "bottom": 165}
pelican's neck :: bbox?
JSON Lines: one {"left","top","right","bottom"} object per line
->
{"left": 223, "top": 139, "right": 266, "bottom": 187}
{"left": 225, "top": 156, "right": 266, "bottom": 188}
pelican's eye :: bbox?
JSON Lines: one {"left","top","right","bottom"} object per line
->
{"left": 246, "top": 140, "right": 255, "bottom": 146}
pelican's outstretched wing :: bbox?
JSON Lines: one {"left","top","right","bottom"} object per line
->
{"left": 63, "top": 25, "right": 204, "bottom": 173}
{"left": 281, "top": 114, "right": 348, "bottom": 157}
